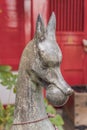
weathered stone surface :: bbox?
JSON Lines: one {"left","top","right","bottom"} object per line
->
{"left": 11, "top": 13, "right": 73, "bottom": 130}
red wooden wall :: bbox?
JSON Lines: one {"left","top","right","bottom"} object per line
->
{"left": 0, "top": 0, "right": 87, "bottom": 86}
{"left": 0, "top": 0, "right": 48, "bottom": 69}
{"left": 49, "top": 0, "right": 87, "bottom": 86}
{"left": 0, "top": 0, "right": 25, "bottom": 69}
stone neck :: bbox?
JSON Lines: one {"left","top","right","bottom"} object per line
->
{"left": 14, "top": 74, "right": 47, "bottom": 123}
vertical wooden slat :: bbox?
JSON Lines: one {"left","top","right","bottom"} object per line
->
{"left": 68, "top": 0, "right": 71, "bottom": 31}
{"left": 67, "top": 0, "right": 70, "bottom": 31}
{"left": 56, "top": 0, "right": 58, "bottom": 31}
{"left": 73, "top": 0, "right": 75, "bottom": 31}
{"left": 49, "top": 0, "right": 51, "bottom": 17}
{"left": 71, "top": 0, "right": 73, "bottom": 31}
{"left": 31, "top": 0, "right": 34, "bottom": 38}
{"left": 61, "top": 0, "right": 63, "bottom": 31}
{"left": 54, "top": 0, "right": 57, "bottom": 30}
{"left": 66, "top": 0, "right": 68, "bottom": 31}
{"left": 63, "top": 0, "right": 66, "bottom": 31}
{"left": 59, "top": 0, "right": 61, "bottom": 31}
{"left": 69, "top": 0, "right": 71, "bottom": 31}
{"left": 76, "top": 0, "right": 78, "bottom": 31}
{"left": 73, "top": 0, "right": 76, "bottom": 31}
{"left": 60, "top": 0, "right": 62, "bottom": 31}
{"left": 80, "top": 0, "right": 82, "bottom": 31}
{"left": 57, "top": 0, "right": 59, "bottom": 31}
{"left": 77, "top": 0, "right": 80, "bottom": 31}
{"left": 50, "top": 0, "right": 84, "bottom": 32}
{"left": 53, "top": 0, "right": 56, "bottom": 14}
{"left": 62, "top": 1, "right": 65, "bottom": 31}
{"left": 50, "top": 0, "right": 53, "bottom": 13}
{"left": 82, "top": 0, "right": 84, "bottom": 31}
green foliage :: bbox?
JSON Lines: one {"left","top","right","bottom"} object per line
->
{"left": 0, "top": 65, "right": 16, "bottom": 129}
{"left": 0, "top": 66, "right": 12, "bottom": 72}
{"left": 50, "top": 114, "right": 64, "bottom": 126}
{"left": 0, "top": 65, "right": 17, "bottom": 90}
{"left": 45, "top": 99, "right": 64, "bottom": 130}
{"left": 0, "top": 102, "right": 14, "bottom": 130}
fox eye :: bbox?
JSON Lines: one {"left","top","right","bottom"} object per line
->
{"left": 42, "top": 63, "right": 48, "bottom": 69}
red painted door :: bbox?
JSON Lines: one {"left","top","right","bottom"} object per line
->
{"left": 0, "top": 0, "right": 26, "bottom": 69}
{"left": 0, "top": 0, "right": 33, "bottom": 70}
{"left": 49, "top": 0, "right": 87, "bottom": 86}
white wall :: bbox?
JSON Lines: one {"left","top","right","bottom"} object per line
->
{"left": 0, "top": 85, "right": 16, "bottom": 105}
{"left": 0, "top": 71, "right": 17, "bottom": 105}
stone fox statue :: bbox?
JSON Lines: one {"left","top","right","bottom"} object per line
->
{"left": 11, "top": 13, "right": 73, "bottom": 130}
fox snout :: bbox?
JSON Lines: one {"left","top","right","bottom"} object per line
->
{"left": 66, "top": 87, "right": 74, "bottom": 96}
{"left": 45, "top": 68, "right": 74, "bottom": 107}
{"left": 46, "top": 83, "right": 73, "bottom": 107}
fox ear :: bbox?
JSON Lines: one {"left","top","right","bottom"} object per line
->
{"left": 46, "top": 12, "right": 56, "bottom": 40}
{"left": 35, "top": 14, "right": 45, "bottom": 41}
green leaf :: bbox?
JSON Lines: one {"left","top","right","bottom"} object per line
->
{"left": 46, "top": 105, "right": 56, "bottom": 114}
{"left": 13, "top": 87, "right": 16, "bottom": 93}
{"left": 0, "top": 102, "right": 14, "bottom": 127}
{"left": 44, "top": 99, "right": 56, "bottom": 114}
{"left": 44, "top": 98, "right": 64, "bottom": 128}
{"left": 0, "top": 102, "right": 4, "bottom": 117}
{"left": 58, "top": 125, "right": 64, "bottom": 130}
{"left": 0, "top": 66, "right": 17, "bottom": 90}
{"left": 0, "top": 66, "right": 12, "bottom": 72}
{"left": 50, "top": 115, "right": 64, "bottom": 126}
{"left": 44, "top": 98, "right": 48, "bottom": 107}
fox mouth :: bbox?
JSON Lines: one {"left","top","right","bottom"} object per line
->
{"left": 46, "top": 84, "right": 70, "bottom": 107}
{"left": 35, "top": 75, "right": 73, "bottom": 106}
{"left": 38, "top": 78, "right": 73, "bottom": 106}
{"left": 28, "top": 70, "right": 73, "bottom": 107}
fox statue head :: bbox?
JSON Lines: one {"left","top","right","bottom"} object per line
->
{"left": 29, "top": 13, "right": 73, "bottom": 106}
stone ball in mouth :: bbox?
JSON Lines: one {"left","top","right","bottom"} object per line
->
{"left": 46, "top": 84, "right": 69, "bottom": 107}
